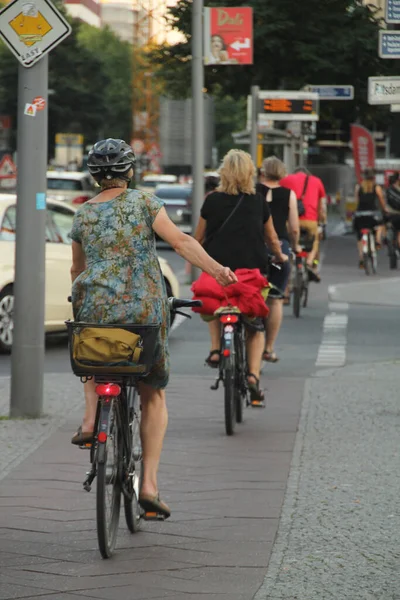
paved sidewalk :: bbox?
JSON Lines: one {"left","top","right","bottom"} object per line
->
{"left": 0, "top": 374, "right": 304, "bottom": 600}
{"left": 255, "top": 361, "right": 400, "bottom": 600}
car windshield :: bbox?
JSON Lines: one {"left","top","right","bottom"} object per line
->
{"left": 47, "top": 178, "right": 83, "bottom": 191}
{"left": 155, "top": 187, "right": 191, "bottom": 200}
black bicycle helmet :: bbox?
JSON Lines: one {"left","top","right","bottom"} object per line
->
{"left": 87, "top": 138, "right": 136, "bottom": 181}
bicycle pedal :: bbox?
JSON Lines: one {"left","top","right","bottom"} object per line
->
{"left": 143, "top": 511, "right": 165, "bottom": 521}
{"left": 79, "top": 443, "right": 92, "bottom": 450}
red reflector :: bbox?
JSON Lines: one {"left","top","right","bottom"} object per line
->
{"left": 222, "top": 349, "right": 230, "bottom": 357}
{"left": 220, "top": 314, "right": 239, "bottom": 324}
{"left": 297, "top": 251, "right": 308, "bottom": 258}
{"left": 95, "top": 383, "right": 121, "bottom": 397}
{"left": 361, "top": 228, "right": 370, "bottom": 234}
{"left": 98, "top": 431, "right": 107, "bottom": 443}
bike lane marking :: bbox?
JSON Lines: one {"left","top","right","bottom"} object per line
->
{"left": 315, "top": 302, "right": 349, "bottom": 368}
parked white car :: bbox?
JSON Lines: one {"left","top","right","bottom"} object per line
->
{"left": 0, "top": 195, "right": 180, "bottom": 353}
{"left": 47, "top": 171, "right": 97, "bottom": 205}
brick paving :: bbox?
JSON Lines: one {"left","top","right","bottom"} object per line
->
{"left": 0, "top": 374, "right": 304, "bottom": 600}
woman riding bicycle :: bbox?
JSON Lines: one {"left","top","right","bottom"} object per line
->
{"left": 69, "top": 139, "right": 236, "bottom": 518}
{"left": 194, "top": 149, "right": 287, "bottom": 406}
{"left": 353, "top": 168, "right": 386, "bottom": 268}
{"left": 386, "top": 172, "right": 400, "bottom": 248}
{"left": 257, "top": 156, "right": 300, "bottom": 363}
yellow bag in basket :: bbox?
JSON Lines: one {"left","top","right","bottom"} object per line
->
{"left": 73, "top": 327, "right": 142, "bottom": 365}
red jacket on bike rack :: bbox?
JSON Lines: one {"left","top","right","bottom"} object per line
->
{"left": 191, "top": 268, "right": 270, "bottom": 318}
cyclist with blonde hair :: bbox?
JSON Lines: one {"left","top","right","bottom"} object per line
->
{"left": 194, "top": 149, "right": 287, "bottom": 405}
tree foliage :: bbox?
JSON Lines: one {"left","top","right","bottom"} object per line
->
{"left": 0, "top": 2, "right": 133, "bottom": 157}
{"left": 152, "top": 0, "right": 396, "bottom": 148}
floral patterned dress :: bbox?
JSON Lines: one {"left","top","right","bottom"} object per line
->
{"left": 69, "top": 189, "right": 169, "bottom": 389}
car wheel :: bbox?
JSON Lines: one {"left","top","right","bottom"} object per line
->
{"left": 164, "top": 278, "right": 175, "bottom": 328}
{"left": 0, "top": 285, "right": 14, "bottom": 353}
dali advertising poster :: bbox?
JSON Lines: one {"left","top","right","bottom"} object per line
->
{"left": 204, "top": 7, "right": 253, "bottom": 66}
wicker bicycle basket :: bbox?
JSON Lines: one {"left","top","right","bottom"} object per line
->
{"left": 66, "top": 321, "right": 161, "bottom": 378}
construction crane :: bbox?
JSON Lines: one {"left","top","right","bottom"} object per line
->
{"left": 132, "top": 0, "right": 168, "bottom": 175}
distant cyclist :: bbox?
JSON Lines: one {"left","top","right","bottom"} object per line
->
{"left": 281, "top": 167, "right": 326, "bottom": 281}
{"left": 385, "top": 172, "right": 400, "bottom": 249}
{"left": 353, "top": 168, "right": 386, "bottom": 268}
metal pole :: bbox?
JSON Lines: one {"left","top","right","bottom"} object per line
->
{"left": 191, "top": 0, "right": 204, "bottom": 282}
{"left": 250, "top": 85, "right": 259, "bottom": 166}
{"left": 10, "top": 57, "right": 48, "bottom": 418}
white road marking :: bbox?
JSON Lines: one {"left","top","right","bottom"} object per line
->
{"left": 316, "top": 304, "right": 349, "bottom": 368}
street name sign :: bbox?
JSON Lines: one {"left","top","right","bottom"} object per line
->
{"left": 368, "top": 76, "right": 400, "bottom": 105}
{"left": 248, "top": 91, "right": 319, "bottom": 125}
{"left": 386, "top": 0, "right": 400, "bottom": 24}
{"left": 306, "top": 85, "right": 354, "bottom": 101}
{"left": 379, "top": 30, "right": 400, "bottom": 59}
{"left": 0, "top": 0, "right": 72, "bottom": 68}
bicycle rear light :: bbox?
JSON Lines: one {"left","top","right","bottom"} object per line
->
{"left": 222, "top": 349, "right": 231, "bottom": 357}
{"left": 220, "top": 314, "right": 239, "bottom": 324}
{"left": 95, "top": 383, "right": 121, "bottom": 397}
{"left": 97, "top": 431, "right": 107, "bottom": 443}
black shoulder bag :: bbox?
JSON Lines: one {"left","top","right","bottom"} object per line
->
{"left": 297, "top": 175, "right": 309, "bottom": 217}
{"left": 203, "top": 194, "right": 245, "bottom": 246}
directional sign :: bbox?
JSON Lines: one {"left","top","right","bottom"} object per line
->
{"left": 386, "top": 0, "right": 400, "bottom": 24}
{"left": 368, "top": 76, "right": 400, "bottom": 105}
{"left": 0, "top": 0, "right": 72, "bottom": 68}
{"left": 306, "top": 85, "right": 354, "bottom": 101}
{"left": 379, "top": 30, "right": 400, "bottom": 59}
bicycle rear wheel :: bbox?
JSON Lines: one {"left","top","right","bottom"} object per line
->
{"left": 223, "top": 355, "right": 236, "bottom": 436}
{"left": 124, "top": 387, "right": 143, "bottom": 533}
{"left": 96, "top": 400, "right": 122, "bottom": 559}
{"left": 234, "top": 333, "right": 245, "bottom": 424}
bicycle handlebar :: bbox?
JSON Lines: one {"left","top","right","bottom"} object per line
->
{"left": 168, "top": 297, "right": 202, "bottom": 310}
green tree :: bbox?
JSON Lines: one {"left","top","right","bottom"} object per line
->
{"left": 0, "top": 5, "right": 132, "bottom": 158}
{"left": 77, "top": 24, "right": 133, "bottom": 142}
{"left": 153, "top": 0, "right": 395, "bottom": 142}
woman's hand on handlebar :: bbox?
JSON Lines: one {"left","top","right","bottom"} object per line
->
{"left": 273, "top": 253, "right": 289, "bottom": 264}
{"left": 214, "top": 265, "right": 238, "bottom": 286}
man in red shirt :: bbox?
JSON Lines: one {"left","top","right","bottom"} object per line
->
{"left": 280, "top": 168, "right": 326, "bottom": 277}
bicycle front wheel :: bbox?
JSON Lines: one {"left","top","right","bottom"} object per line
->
{"left": 96, "top": 400, "right": 122, "bottom": 559}
{"left": 224, "top": 357, "right": 236, "bottom": 436}
{"left": 293, "top": 270, "right": 302, "bottom": 318}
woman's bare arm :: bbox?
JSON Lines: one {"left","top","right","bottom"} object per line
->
{"left": 153, "top": 207, "right": 237, "bottom": 285}
{"left": 71, "top": 241, "right": 86, "bottom": 282}
{"left": 376, "top": 185, "right": 387, "bottom": 212}
{"left": 194, "top": 216, "right": 207, "bottom": 245}
{"left": 264, "top": 218, "right": 287, "bottom": 262}
{"left": 287, "top": 191, "right": 300, "bottom": 250}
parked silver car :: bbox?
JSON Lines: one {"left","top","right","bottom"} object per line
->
{"left": 154, "top": 184, "right": 192, "bottom": 233}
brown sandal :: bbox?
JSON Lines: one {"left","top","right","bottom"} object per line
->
{"left": 247, "top": 373, "right": 265, "bottom": 408}
{"left": 205, "top": 349, "right": 220, "bottom": 369}
{"left": 71, "top": 426, "right": 94, "bottom": 446}
{"left": 139, "top": 493, "right": 171, "bottom": 519}
{"left": 263, "top": 350, "right": 279, "bottom": 363}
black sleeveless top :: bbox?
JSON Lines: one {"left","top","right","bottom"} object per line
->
{"left": 357, "top": 185, "right": 378, "bottom": 212}
{"left": 256, "top": 183, "right": 290, "bottom": 240}
{"left": 200, "top": 191, "right": 271, "bottom": 272}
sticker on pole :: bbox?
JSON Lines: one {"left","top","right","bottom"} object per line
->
{"left": 24, "top": 103, "right": 37, "bottom": 116}
{"left": 0, "top": 0, "right": 72, "bottom": 68}
{"left": 32, "top": 96, "right": 46, "bottom": 111}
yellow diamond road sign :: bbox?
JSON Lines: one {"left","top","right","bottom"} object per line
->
{"left": 0, "top": 0, "right": 72, "bottom": 67}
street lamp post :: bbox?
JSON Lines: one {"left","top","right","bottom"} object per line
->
{"left": 191, "top": 0, "right": 204, "bottom": 282}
